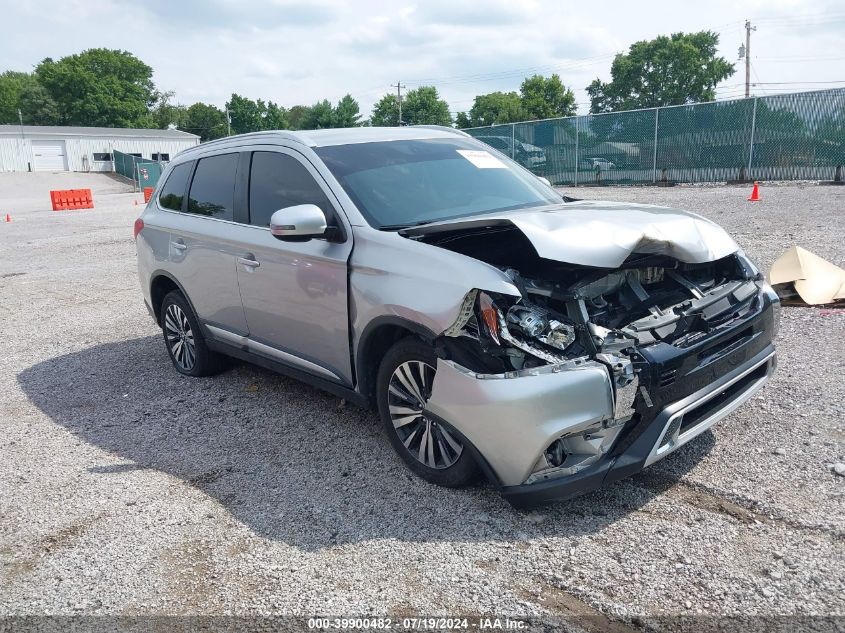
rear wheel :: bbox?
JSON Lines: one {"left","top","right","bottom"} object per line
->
{"left": 160, "top": 290, "right": 225, "bottom": 377}
{"left": 376, "top": 338, "right": 479, "bottom": 487}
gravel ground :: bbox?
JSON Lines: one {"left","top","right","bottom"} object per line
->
{"left": 0, "top": 173, "right": 843, "bottom": 630}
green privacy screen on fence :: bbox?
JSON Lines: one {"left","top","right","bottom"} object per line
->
{"left": 465, "top": 88, "right": 845, "bottom": 185}
{"left": 113, "top": 150, "right": 163, "bottom": 190}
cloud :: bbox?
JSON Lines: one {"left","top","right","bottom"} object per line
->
{"left": 112, "top": 0, "right": 336, "bottom": 30}
{"left": 411, "top": 0, "right": 532, "bottom": 27}
{"left": 1, "top": 0, "right": 842, "bottom": 119}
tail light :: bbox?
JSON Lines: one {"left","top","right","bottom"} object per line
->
{"left": 133, "top": 218, "right": 144, "bottom": 240}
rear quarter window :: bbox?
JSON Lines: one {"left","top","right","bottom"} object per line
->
{"left": 158, "top": 162, "right": 193, "bottom": 211}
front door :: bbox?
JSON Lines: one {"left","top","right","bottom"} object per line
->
{"left": 235, "top": 149, "right": 353, "bottom": 385}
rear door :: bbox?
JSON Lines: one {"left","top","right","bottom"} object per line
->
{"left": 235, "top": 148, "right": 353, "bottom": 385}
{"left": 164, "top": 153, "right": 249, "bottom": 334}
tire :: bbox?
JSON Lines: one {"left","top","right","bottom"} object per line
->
{"left": 159, "top": 290, "right": 225, "bottom": 377}
{"left": 376, "top": 337, "right": 479, "bottom": 487}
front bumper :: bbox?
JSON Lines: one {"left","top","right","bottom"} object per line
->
{"left": 426, "top": 284, "right": 778, "bottom": 508}
{"left": 500, "top": 345, "right": 775, "bottom": 508}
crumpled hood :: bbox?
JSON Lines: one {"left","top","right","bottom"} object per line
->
{"left": 402, "top": 200, "right": 739, "bottom": 268}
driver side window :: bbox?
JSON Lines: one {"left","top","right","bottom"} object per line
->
{"left": 248, "top": 151, "right": 334, "bottom": 227}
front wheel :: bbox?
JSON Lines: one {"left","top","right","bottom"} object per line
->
{"left": 376, "top": 338, "right": 479, "bottom": 487}
{"left": 160, "top": 290, "right": 225, "bottom": 377}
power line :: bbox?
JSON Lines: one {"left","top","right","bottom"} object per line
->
{"left": 751, "top": 13, "right": 845, "bottom": 25}
{"left": 403, "top": 55, "right": 617, "bottom": 88}
{"left": 752, "top": 80, "right": 845, "bottom": 85}
{"left": 756, "top": 55, "right": 845, "bottom": 62}
{"left": 750, "top": 61, "right": 765, "bottom": 96}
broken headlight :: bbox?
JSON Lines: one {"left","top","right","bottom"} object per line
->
{"left": 506, "top": 305, "right": 576, "bottom": 352}
{"left": 478, "top": 292, "right": 578, "bottom": 365}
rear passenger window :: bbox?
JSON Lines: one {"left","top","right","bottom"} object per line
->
{"left": 187, "top": 154, "right": 238, "bottom": 220}
{"left": 249, "top": 152, "right": 332, "bottom": 227}
{"left": 158, "top": 162, "right": 193, "bottom": 211}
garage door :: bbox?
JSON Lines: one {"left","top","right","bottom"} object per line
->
{"left": 32, "top": 140, "right": 68, "bottom": 171}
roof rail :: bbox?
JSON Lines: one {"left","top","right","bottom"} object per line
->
{"left": 411, "top": 125, "right": 470, "bottom": 138}
{"left": 179, "top": 130, "right": 303, "bottom": 155}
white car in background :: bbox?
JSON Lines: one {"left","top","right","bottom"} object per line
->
{"left": 480, "top": 136, "right": 547, "bottom": 171}
{"left": 585, "top": 157, "right": 617, "bottom": 171}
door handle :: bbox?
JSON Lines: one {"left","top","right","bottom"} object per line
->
{"left": 172, "top": 240, "right": 187, "bottom": 251}
{"left": 238, "top": 256, "right": 260, "bottom": 268}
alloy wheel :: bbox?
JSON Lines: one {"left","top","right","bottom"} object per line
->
{"left": 164, "top": 303, "right": 196, "bottom": 371}
{"left": 387, "top": 360, "right": 463, "bottom": 469}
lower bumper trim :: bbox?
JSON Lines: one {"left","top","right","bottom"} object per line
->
{"left": 501, "top": 344, "right": 776, "bottom": 509}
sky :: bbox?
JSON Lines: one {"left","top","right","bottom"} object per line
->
{"left": 3, "top": 0, "right": 845, "bottom": 119}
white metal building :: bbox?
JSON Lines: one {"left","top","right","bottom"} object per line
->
{"left": 0, "top": 125, "right": 200, "bottom": 173}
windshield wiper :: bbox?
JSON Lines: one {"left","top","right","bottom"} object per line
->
{"left": 378, "top": 220, "right": 435, "bottom": 231}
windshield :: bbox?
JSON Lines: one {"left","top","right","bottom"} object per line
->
{"left": 314, "top": 138, "right": 562, "bottom": 229}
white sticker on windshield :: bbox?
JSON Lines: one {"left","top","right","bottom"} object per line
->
{"left": 457, "top": 149, "right": 507, "bottom": 169}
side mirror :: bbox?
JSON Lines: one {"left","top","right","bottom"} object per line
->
{"left": 269, "top": 204, "right": 327, "bottom": 240}
{"left": 537, "top": 176, "right": 552, "bottom": 187}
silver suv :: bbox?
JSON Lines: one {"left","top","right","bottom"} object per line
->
{"left": 135, "top": 127, "right": 778, "bottom": 507}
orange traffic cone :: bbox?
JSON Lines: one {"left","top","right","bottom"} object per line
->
{"left": 748, "top": 181, "right": 761, "bottom": 202}
{"left": 4, "top": 213, "right": 10, "bottom": 223}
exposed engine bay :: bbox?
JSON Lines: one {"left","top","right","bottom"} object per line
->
{"left": 434, "top": 240, "right": 761, "bottom": 377}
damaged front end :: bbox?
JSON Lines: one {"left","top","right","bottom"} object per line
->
{"left": 424, "top": 244, "right": 778, "bottom": 506}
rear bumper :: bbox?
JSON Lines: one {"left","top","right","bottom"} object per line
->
{"left": 501, "top": 344, "right": 776, "bottom": 508}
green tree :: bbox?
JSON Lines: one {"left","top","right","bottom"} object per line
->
{"left": 300, "top": 99, "right": 335, "bottom": 129}
{"left": 183, "top": 103, "right": 228, "bottom": 141}
{"left": 35, "top": 49, "right": 156, "bottom": 127}
{"left": 264, "top": 101, "right": 288, "bottom": 130}
{"left": 0, "top": 71, "right": 61, "bottom": 125}
{"left": 287, "top": 105, "right": 309, "bottom": 130}
{"left": 464, "top": 91, "right": 524, "bottom": 127}
{"left": 19, "top": 80, "right": 60, "bottom": 125}
{"left": 226, "top": 93, "right": 264, "bottom": 134}
{"left": 142, "top": 90, "right": 187, "bottom": 129}
{"left": 403, "top": 86, "right": 451, "bottom": 126}
{"left": 334, "top": 94, "right": 362, "bottom": 128}
{"left": 519, "top": 74, "right": 576, "bottom": 120}
{"left": 370, "top": 94, "right": 399, "bottom": 126}
{"left": 370, "top": 87, "right": 451, "bottom": 127}
{"left": 226, "top": 94, "right": 289, "bottom": 133}
{"left": 0, "top": 71, "right": 33, "bottom": 123}
{"left": 587, "top": 32, "right": 735, "bottom": 113}
{"left": 454, "top": 112, "right": 471, "bottom": 129}
{"left": 298, "top": 95, "right": 362, "bottom": 129}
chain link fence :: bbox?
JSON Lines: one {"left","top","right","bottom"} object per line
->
{"left": 465, "top": 88, "right": 845, "bottom": 185}
{"left": 113, "top": 150, "right": 163, "bottom": 191}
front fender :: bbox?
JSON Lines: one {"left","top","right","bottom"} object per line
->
{"left": 349, "top": 227, "right": 519, "bottom": 348}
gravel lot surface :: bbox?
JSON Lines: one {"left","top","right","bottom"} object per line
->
{"left": 0, "top": 173, "right": 842, "bottom": 630}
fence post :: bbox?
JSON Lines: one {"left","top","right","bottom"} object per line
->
{"left": 652, "top": 107, "right": 659, "bottom": 183}
{"left": 574, "top": 119, "right": 579, "bottom": 186}
{"left": 511, "top": 123, "right": 516, "bottom": 160}
{"left": 748, "top": 96, "right": 758, "bottom": 178}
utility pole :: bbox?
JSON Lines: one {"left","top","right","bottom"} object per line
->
{"left": 225, "top": 107, "right": 231, "bottom": 136}
{"left": 391, "top": 81, "right": 406, "bottom": 126}
{"left": 744, "top": 20, "right": 756, "bottom": 98}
